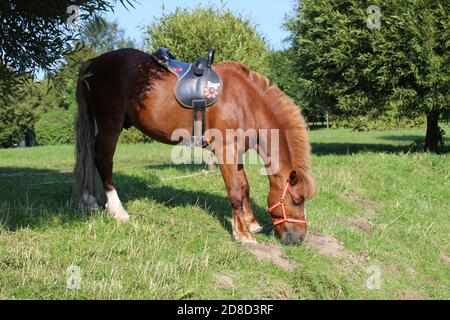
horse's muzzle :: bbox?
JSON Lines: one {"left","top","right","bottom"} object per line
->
{"left": 281, "top": 228, "right": 306, "bottom": 245}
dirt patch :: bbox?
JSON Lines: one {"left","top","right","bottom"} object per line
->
{"left": 359, "top": 251, "right": 371, "bottom": 263}
{"left": 442, "top": 254, "right": 450, "bottom": 266}
{"left": 344, "top": 194, "right": 359, "bottom": 203}
{"left": 341, "top": 194, "right": 381, "bottom": 216}
{"left": 261, "top": 282, "right": 296, "bottom": 300}
{"left": 407, "top": 267, "right": 417, "bottom": 280}
{"left": 336, "top": 216, "right": 374, "bottom": 233}
{"left": 306, "top": 232, "right": 356, "bottom": 262}
{"left": 365, "top": 208, "right": 381, "bottom": 217}
{"left": 397, "top": 290, "right": 423, "bottom": 300}
{"left": 215, "top": 275, "right": 234, "bottom": 289}
{"left": 246, "top": 243, "right": 294, "bottom": 272}
{"left": 306, "top": 232, "right": 343, "bottom": 258}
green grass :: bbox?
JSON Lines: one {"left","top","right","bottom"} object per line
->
{"left": 0, "top": 127, "right": 449, "bottom": 299}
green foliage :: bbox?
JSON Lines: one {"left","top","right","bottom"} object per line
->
{"left": 119, "top": 127, "right": 153, "bottom": 144}
{"left": 0, "top": 0, "right": 136, "bottom": 100}
{"left": 268, "top": 50, "right": 302, "bottom": 103}
{"left": 34, "top": 107, "right": 76, "bottom": 145}
{"left": 286, "top": 0, "right": 449, "bottom": 150}
{"left": 83, "top": 19, "right": 136, "bottom": 53}
{"left": 0, "top": 96, "right": 35, "bottom": 148}
{"left": 338, "top": 116, "right": 426, "bottom": 131}
{"left": 0, "top": 78, "right": 50, "bottom": 147}
{"left": 269, "top": 50, "right": 325, "bottom": 119}
{"left": 0, "top": 19, "right": 138, "bottom": 147}
{"left": 146, "top": 4, "right": 269, "bottom": 74}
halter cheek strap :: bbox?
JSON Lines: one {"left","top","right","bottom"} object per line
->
{"left": 269, "top": 181, "right": 307, "bottom": 226}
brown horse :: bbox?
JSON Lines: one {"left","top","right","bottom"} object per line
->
{"left": 74, "top": 48, "right": 315, "bottom": 244}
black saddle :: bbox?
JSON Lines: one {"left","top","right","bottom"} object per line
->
{"left": 153, "top": 48, "right": 222, "bottom": 108}
{"left": 152, "top": 48, "right": 223, "bottom": 147}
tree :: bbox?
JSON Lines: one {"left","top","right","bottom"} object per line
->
{"left": 0, "top": 0, "right": 136, "bottom": 100}
{"left": 0, "top": 83, "right": 36, "bottom": 147}
{"left": 268, "top": 50, "right": 328, "bottom": 123}
{"left": 0, "top": 18, "right": 136, "bottom": 147}
{"left": 146, "top": 4, "right": 269, "bottom": 74}
{"left": 82, "top": 19, "right": 136, "bottom": 54}
{"left": 269, "top": 50, "right": 303, "bottom": 104}
{"left": 53, "top": 19, "right": 136, "bottom": 102}
{"left": 286, "top": 0, "right": 449, "bottom": 152}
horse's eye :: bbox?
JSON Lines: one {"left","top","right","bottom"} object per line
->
{"left": 292, "top": 198, "right": 304, "bottom": 206}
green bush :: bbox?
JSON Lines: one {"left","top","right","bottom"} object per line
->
{"left": 0, "top": 98, "right": 36, "bottom": 147}
{"left": 35, "top": 106, "right": 152, "bottom": 146}
{"left": 337, "top": 116, "right": 426, "bottom": 131}
{"left": 119, "top": 127, "right": 153, "bottom": 144}
{"left": 146, "top": 4, "right": 270, "bottom": 74}
{"left": 35, "top": 107, "right": 76, "bottom": 145}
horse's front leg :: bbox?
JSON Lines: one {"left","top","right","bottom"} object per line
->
{"left": 219, "top": 162, "right": 257, "bottom": 244}
{"left": 95, "top": 129, "right": 130, "bottom": 223}
{"left": 239, "top": 165, "right": 263, "bottom": 234}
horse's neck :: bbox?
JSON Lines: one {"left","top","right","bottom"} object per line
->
{"left": 256, "top": 109, "right": 293, "bottom": 185}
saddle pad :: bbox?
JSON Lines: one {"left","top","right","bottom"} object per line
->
{"left": 169, "top": 59, "right": 191, "bottom": 78}
{"left": 174, "top": 65, "right": 222, "bottom": 109}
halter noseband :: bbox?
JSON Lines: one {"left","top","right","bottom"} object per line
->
{"left": 269, "top": 180, "right": 307, "bottom": 226}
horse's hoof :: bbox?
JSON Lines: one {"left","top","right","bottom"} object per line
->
{"left": 105, "top": 199, "right": 130, "bottom": 223}
{"left": 82, "top": 193, "right": 100, "bottom": 211}
{"left": 248, "top": 223, "right": 263, "bottom": 234}
{"left": 114, "top": 213, "right": 130, "bottom": 223}
{"left": 241, "top": 237, "right": 258, "bottom": 245}
{"left": 88, "top": 203, "right": 101, "bottom": 211}
{"left": 106, "top": 205, "right": 130, "bottom": 223}
{"left": 233, "top": 232, "right": 257, "bottom": 244}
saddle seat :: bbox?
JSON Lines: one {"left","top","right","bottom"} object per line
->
{"left": 151, "top": 48, "right": 223, "bottom": 147}
{"left": 152, "top": 48, "right": 222, "bottom": 109}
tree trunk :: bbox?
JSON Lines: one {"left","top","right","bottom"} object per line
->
{"left": 424, "top": 109, "right": 440, "bottom": 153}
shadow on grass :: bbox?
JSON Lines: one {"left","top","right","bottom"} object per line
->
{"left": 0, "top": 167, "right": 88, "bottom": 231}
{"left": 311, "top": 142, "right": 420, "bottom": 155}
{"left": 0, "top": 165, "right": 271, "bottom": 234}
{"left": 311, "top": 141, "right": 450, "bottom": 155}
{"left": 380, "top": 135, "right": 424, "bottom": 142}
{"left": 114, "top": 168, "right": 271, "bottom": 233}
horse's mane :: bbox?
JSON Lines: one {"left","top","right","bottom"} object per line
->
{"left": 218, "top": 61, "right": 316, "bottom": 198}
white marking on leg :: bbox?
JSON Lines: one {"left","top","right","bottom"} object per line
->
{"left": 231, "top": 218, "right": 257, "bottom": 244}
{"left": 82, "top": 191, "right": 100, "bottom": 211}
{"left": 248, "top": 222, "right": 263, "bottom": 234}
{"left": 105, "top": 189, "right": 130, "bottom": 223}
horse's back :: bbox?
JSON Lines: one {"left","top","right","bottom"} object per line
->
{"left": 86, "top": 48, "right": 156, "bottom": 83}
{"left": 83, "top": 48, "right": 167, "bottom": 110}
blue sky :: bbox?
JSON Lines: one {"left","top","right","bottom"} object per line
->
{"left": 106, "top": 0, "right": 295, "bottom": 50}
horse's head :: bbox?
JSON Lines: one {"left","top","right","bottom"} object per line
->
{"left": 268, "top": 170, "right": 315, "bottom": 245}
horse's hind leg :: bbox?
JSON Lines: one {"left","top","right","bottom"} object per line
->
{"left": 239, "top": 166, "right": 263, "bottom": 234}
{"left": 95, "top": 128, "right": 130, "bottom": 223}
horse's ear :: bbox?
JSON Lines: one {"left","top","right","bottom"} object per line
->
{"left": 289, "top": 170, "right": 299, "bottom": 186}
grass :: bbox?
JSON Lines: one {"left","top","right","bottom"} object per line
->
{"left": 0, "top": 127, "right": 449, "bottom": 299}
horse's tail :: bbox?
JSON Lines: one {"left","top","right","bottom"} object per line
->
{"left": 74, "top": 60, "right": 97, "bottom": 204}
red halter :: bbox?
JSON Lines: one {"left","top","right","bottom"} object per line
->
{"left": 269, "top": 181, "right": 307, "bottom": 226}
